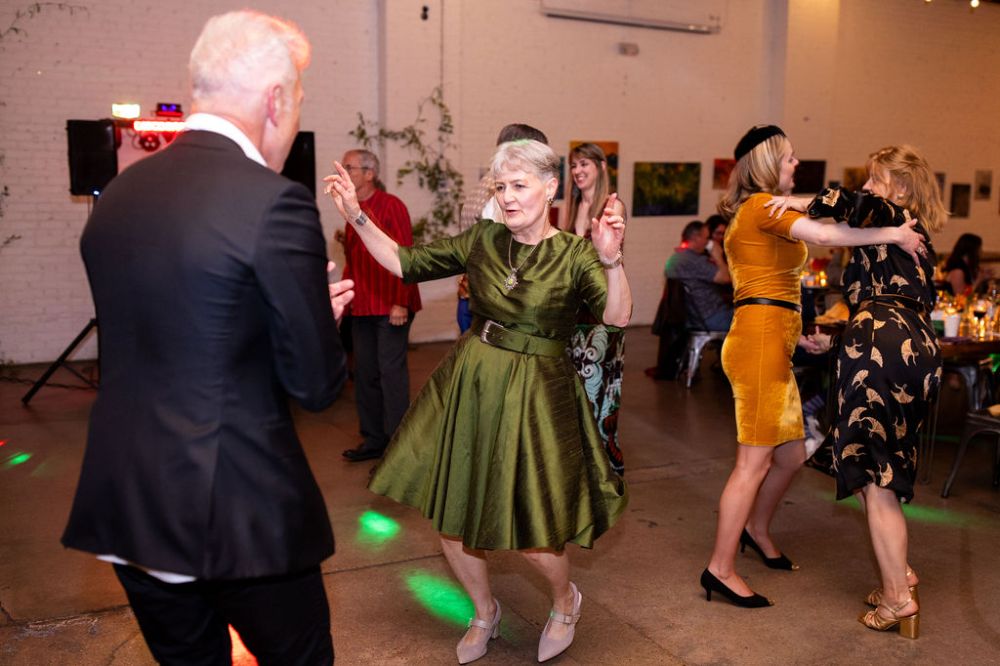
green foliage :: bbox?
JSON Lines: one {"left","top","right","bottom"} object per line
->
{"left": 350, "top": 87, "right": 464, "bottom": 242}
{"left": 0, "top": 3, "right": 88, "bottom": 43}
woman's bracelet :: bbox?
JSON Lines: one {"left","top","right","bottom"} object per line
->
{"left": 600, "top": 249, "right": 624, "bottom": 269}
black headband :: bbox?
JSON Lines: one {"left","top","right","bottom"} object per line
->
{"left": 734, "top": 125, "right": 785, "bottom": 161}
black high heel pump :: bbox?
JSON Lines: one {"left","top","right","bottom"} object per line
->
{"left": 739, "top": 529, "right": 799, "bottom": 571}
{"left": 699, "top": 569, "right": 773, "bottom": 608}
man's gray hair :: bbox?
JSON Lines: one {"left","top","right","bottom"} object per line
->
{"left": 345, "top": 149, "right": 380, "bottom": 176}
{"left": 189, "top": 10, "right": 310, "bottom": 112}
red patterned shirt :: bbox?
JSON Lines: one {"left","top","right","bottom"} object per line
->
{"left": 343, "top": 188, "right": 422, "bottom": 316}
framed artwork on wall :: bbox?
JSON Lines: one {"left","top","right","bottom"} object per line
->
{"left": 569, "top": 140, "right": 619, "bottom": 192}
{"left": 792, "top": 160, "right": 826, "bottom": 194}
{"left": 632, "top": 162, "right": 701, "bottom": 216}
{"left": 935, "top": 172, "right": 946, "bottom": 196}
{"left": 974, "top": 169, "right": 992, "bottom": 201}
{"left": 951, "top": 183, "right": 971, "bottom": 218}
{"left": 712, "top": 158, "right": 735, "bottom": 190}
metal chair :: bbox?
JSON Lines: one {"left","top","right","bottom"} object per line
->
{"left": 940, "top": 409, "right": 1000, "bottom": 498}
{"left": 922, "top": 357, "right": 996, "bottom": 483}
{"left": 677, "top": 283, "right": 727, "bottom": 388}
{"left": 682, "top": 330, "right": 727, "bottom": 388}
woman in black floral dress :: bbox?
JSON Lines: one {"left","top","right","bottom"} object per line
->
{"left": 777, "top": 145, "right": 947, "bottom": 639}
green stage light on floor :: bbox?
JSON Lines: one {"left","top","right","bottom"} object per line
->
{"left": 357, "top": 510, "right": 401, "bottom": 545}
{"left": 404, "top": 571, "right": 474, "bottom": 627}
{"left": 2, "top": 452, "right": 32, "bottom": 469}
{"left": 819, "top": 489, "right": 977, "bottom": 526}
{"left": 901, "top": 502, "right": 975, "bottom": 527}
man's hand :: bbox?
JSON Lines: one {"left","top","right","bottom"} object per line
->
{"left": 389, "top": 304, "right": 408, "bottom": 326}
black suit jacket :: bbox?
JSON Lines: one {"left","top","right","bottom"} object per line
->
{"left": 62, "top": 131, "right": 347, "bottom": 580}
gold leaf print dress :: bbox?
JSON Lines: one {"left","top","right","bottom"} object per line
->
{"left": 808, "top": 188, "right": 942, "bottom": 502}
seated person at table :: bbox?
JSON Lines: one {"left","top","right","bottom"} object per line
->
{"left": 705, "top": 214, "right": 728, "bottom": 261}
{"left": 665, "top": 221, "right": 732, "bottom": 331}
{"left": 944, "top": 232, "right": 991, "bottom": 296}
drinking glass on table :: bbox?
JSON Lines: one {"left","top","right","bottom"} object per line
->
{"left": 973, "top": 298, "right": 990, "bottom": 339}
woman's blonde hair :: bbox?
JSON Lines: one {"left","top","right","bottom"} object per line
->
{"left": 717, "top": 135, "right": 787, "bottom": 220}
{"left": 866, "top": 145, "right": 948, "bottom": 233}
{"left": 565, "top": 143, "right": 610, "bottom": 230}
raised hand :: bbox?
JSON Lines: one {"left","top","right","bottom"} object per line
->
{"left": 323, "top": 161, "right": 362, "bottom": 223}
{"left": 590, "top": 192, "right": 625, "bottom": 266}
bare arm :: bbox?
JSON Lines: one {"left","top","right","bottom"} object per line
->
{"left": 708, "top": 242, "right": 731, "bottom": 284}
{"left": 590, "top": 194, "right": 632, "bottom": 327}
{"left": 947, "top": 268, "right": 967, "bottom": 295}
{"left": 323, "top": 161, "right": 403, "bottom": 277}
{"left": 789, "top": 216, "right": 925, "bottom": 262}
{"left": 769, "top": 194, "right": 926, "bottom": 262}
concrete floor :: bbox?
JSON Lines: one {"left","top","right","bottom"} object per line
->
{"left": 1, "top": 332, "right": 999, "bottom": 665}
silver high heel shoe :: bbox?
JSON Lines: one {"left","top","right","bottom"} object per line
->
{"left": 456, "top": 598, "right": 501, "bottom": 664}
{"left": 537, "top": 582, "right": 582, "bottom": 662}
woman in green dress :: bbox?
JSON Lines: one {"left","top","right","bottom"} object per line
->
{"left": 325, "top": 139, "right": 630, "bottom": 664}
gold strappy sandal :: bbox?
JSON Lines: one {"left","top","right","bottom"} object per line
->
{"left": 859, "top": 596, "right": 919, "bottom": 639}
{"left": 865, "top": 568, "right": 919, "bottom": 607}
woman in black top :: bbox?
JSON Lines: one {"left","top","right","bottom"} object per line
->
{"left": 771, "top": 144, "right": 946, "bottom": 639}
{"left": 943, "top": 233, "right": 985, "bottom": 296}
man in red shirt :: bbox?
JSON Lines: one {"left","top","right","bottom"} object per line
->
{"left": 340, "top": 149, "right": 422, "bottom": 461}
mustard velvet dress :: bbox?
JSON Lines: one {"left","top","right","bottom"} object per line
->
{"left": 368, "top": 220, "right": 628, "bottom": 551}
{"left": 721, "top": 194, "right": 808, "bottom": 446}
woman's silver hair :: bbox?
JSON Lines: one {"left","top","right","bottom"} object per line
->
{"left": 189, "top": 10, "right": 310, "bottom": 113}
{"left": 490, "top": 140, "right": 560, "bottom": 182}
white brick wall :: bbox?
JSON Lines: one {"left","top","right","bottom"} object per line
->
{"left": 1, "top": 0, "right": 998, "bottom": 363}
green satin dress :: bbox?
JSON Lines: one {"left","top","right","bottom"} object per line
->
{"left": 368, "top": 220, "right": 628, "bottom": 550}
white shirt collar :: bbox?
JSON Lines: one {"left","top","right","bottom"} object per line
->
{"left": 183, "top": 113, "right": 267, "bottom": 167}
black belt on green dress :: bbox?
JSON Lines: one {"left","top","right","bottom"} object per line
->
{"left": 472, "top": 318, "right": 566, "bottom": 358}
{"left": 733, "top": 297, "right": 802, "bottom": 313}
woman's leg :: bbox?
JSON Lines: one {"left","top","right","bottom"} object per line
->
{"left": 439, "top": 535, "right": 496, "bottom": 645}
{"left": 744, "top": 438, "right": 806, "bottom": 557}
{"left": 861, "top": 485, "right": 918, "bottom": 617}
{"left": 520, "top": 549, "right": 575, "bottom": 642}
{"left": 854, "top": 490, "right": 919, "bottom": 589}
{"left": 707, "top": 444, "right": 775, "bottom": 596}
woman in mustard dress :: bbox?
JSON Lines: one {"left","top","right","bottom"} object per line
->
{"left": 700, "top": 126, "right": 926, "bottom": 607}
{"left": 325, "top": 140, "right": 629, "bottom": 664}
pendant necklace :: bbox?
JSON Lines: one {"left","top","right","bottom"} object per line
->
{"left": 503, "top": 233, "right": 543, "bottom": 292}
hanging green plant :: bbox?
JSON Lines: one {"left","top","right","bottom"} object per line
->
{"left": 350, "top": 87, "right": 464, "bottom": 242}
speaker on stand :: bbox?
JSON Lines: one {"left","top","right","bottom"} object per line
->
{"left": 281, "top": 131, "right": 316, "bottom": 197}
{"left": 21, "top": 121, "right": 120, "bottom": 405}
{"left": 66, "top": 119, "right": 118, "bottom": 197}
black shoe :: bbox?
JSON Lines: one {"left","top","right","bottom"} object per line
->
{"left": 739, "top": 529, "right": 799, "bottom": 570}
{"left": 699, "top": 569, "right": 773, "bottom": 608}
{"left": 342, "top": 445, "right": 384, "bottom": 462}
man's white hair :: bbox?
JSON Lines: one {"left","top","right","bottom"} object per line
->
{"left": 189, "top": 10, "right": 310, "bottom": 113}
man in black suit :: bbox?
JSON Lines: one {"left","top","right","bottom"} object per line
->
{"left": 62, "top": 10, "right": 352, "bottom": 664}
